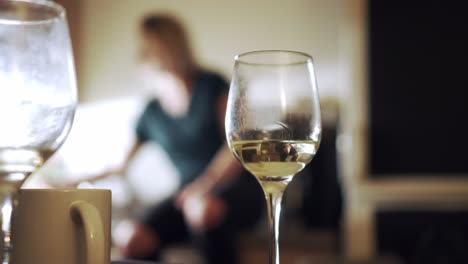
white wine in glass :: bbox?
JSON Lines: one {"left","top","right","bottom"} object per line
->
{"left": 231, "top": 140, "right": 318, "bottom": 181}
{"left": 0, "top": 1, "right": 77, "bottom": 263}
{"left": 226, "top": 50, "right": 321, "bottom": 264}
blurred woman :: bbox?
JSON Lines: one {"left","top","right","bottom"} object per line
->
{"left": 101, "top": 14, "right": 262, "bottom": 263}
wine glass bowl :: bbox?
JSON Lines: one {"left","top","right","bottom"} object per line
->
{"left": 225, "top": 50, "right": 321, "bottom": 264}
{"left": 0, "top": 0, "right": 76, "bottom": 184}
{"left": 0, "top": 1, "right": 76, "bottom": 262}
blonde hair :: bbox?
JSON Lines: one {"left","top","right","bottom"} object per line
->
{"left": 141, "top": 14, "right": 199, "bottom": 81}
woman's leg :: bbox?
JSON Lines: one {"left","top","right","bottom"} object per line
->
{"left": 122, "top": 224, "right": 159, "bottom": 259}
{"left": 122, "top": 197, "right": 189, "bottom": 260}
{"left": 193, "top": 224, "right": 237, "bottom": 264}
{"left": 193, "top": 172, "right": 264, "bottom": 264}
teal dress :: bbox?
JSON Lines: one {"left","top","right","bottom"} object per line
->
{"left": 133, "top": 71, "right": 263, "bottom": 264}
{"left": 136, "top": 71, "right": 226, "bottom": 185}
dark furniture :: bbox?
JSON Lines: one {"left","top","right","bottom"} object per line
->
{"left": 368, "top": 1, "right": 468, "bottom": 263}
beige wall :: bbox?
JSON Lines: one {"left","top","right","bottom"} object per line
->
{"left": 69, "top": 0, "right": 342, "bottom": 102}
{"left": 55, "top": 0, "right": 82, "bottom": 91}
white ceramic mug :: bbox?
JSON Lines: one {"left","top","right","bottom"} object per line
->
{"left": 12, "top": 189, "right": 111, "bottom": 264}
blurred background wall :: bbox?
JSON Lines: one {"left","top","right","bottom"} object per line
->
{"left": 41, "top": 1, "right": 468, "bottom": 263}
{"left": 56, "top": 0, "right": 342, "bottom": 102}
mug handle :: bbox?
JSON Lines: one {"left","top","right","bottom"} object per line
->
{"left": 70, "top": 201, "right": 105, "bottom": 264}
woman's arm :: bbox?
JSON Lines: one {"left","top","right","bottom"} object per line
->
{"left": 68, "top": 140, "right": 142, "bottom": 186}
{"left": 201, "top": 91, "right": 243, "bottom": 186}
{"left": 176, "top": 92, "right": 242, "bottom": 207}
{"left": 119, "top": 140, "right": 143, "bottom": 174}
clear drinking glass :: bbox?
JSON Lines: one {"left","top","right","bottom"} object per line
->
{"left": 0, "top": 1, "right": 76, "bottom": 263}
{"left": 225, "top": 50, "right": 321, "bottom": 264}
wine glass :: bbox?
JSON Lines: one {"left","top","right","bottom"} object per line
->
{"left": 0, "top": 1, "right": 76, "bottom": 263}
{"left": 225, "top": 50, "right": 321, "bottom": 264}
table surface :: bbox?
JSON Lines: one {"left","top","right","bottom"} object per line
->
{"left": 112, "top": 261, "right": 158, "bottom": 264}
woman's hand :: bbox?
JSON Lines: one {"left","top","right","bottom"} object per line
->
{"left": 179, "top": 192, "right": 226, "bottom": 232}
{"left": 175, "top": 178, "right": 211, "bottom": 209}
{"left": 175, "top": 178, "right": 226, "bottom": 232}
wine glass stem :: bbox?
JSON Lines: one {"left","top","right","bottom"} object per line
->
{"left": 262, "top": 180, "right": 288, "bottom": 264}
{"left": 0, "top": 190, "right": 15, "bottom": 264}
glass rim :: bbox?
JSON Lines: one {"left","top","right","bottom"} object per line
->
{"left": 0, "top": 0, "right": 66, "bottom": 25}
{"left": 234, "top": 50, "right": 313, "bottom": 66}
